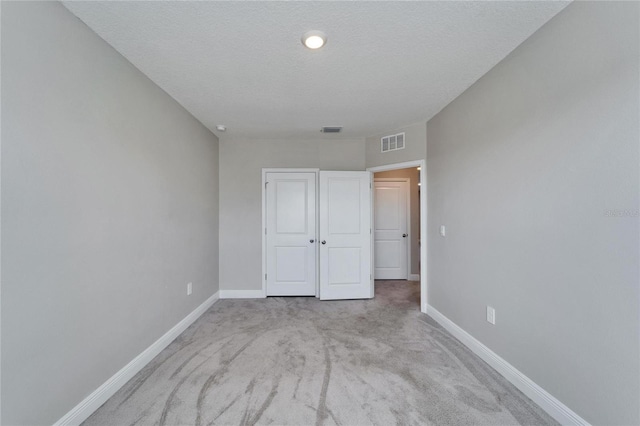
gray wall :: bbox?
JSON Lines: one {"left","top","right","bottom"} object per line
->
{"left": 366, "top": 122, "right": 426, "bottom": 168}
{"left": 219, "top": 138, "right": 365, "bottom": 292}
{"left": 426, "top": 2, "right": 639, "bottom": 425}
{"left": 373, "top": 168, "right": 421, "bottom": 276}
{"left": 1, "top": 2, "right": 220, "bottom": 425}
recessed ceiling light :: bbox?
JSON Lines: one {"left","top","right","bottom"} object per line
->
{"left": 302, "top": 31, "right": 326, "bottom": 50}
{"left": 216, "top": 125, "right": 227, "bottom": 132}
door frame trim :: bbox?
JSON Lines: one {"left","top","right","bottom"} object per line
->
{"left": 262, "top": 168, "right": 320, "bottom": 298}
{"left": 367, "top": 160, "right": 427, "bottom": 313}
{"left": 373, "top": 178, "right": 411, "bottom": 281}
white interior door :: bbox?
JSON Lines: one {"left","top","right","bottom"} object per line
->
{"left": 266, "top": 172, "right": 316, "bottom": 296}
{"left": 374, "top": 180, "right": 409, "bottom": 279}
{"left": 319, "top": 171, "right": 372, "bottom": 300}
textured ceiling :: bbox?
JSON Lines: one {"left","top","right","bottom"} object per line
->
{"left": 62, "top": 1, "right": 569, "bottom": 139}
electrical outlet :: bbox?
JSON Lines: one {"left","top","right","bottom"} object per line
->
{"left": 486, "top": 306, "right": 496, "bottom": 325}
{"left": 187, "top": 282, "right": 193, "bottom": 296}
{"left": 440, "top": 225, "right": 446, "bottom": 237}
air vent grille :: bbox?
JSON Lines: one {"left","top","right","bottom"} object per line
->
{"left": 321, "top": 126, "right": 342, "bottom": 133}
{"left": 381, "top": 132, "right": 405, "bottom": 153}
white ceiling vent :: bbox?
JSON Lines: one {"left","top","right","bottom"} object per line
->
{"left": 321, "top": 126, "right": 342, "bottom": 133}
{"left": 381, "top": 132, "right": 405, "bottom": 153}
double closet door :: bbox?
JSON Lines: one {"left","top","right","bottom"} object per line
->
{"left": 265, "top": 171, "right": 372, "bottom": 300}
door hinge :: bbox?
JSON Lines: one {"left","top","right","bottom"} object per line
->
{"left": 265, "top": 181, "right": 269, "bottom": 188}
{"left": 265, "top": 228, "right": 267, "bottom": 235}
{"left": 265, "top": 273, "right": 267, "bottom": 280}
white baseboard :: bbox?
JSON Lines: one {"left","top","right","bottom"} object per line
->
{"left": 219, "top": 289, "right": 266, "bottom": 299}
{"left": 54, "top": 291, "right": 220, "bottom": 426}
{"left": 409, "top": 274, "right": 420, "bottom": 281}
{"left": 426, "top": 305, "right": 589, "bottom": 426}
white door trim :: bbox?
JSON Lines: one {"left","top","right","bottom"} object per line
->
{"left": 367, "top": 160, "right": 427, "bottom": 313}
{"left": 373, "top": 178, "right": 411, "bottom": 280}
{"left": 262, "top": 168, "right": 320, "bottom": 298}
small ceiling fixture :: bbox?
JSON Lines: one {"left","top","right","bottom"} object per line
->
{"left": 216, "top": 125, "right": 227, "bottom": 132}
{"left": 302, "top": 31, "right": 326, "bottom": 50}
{"left": 321, "top": 126, "right": 342, "bottom": 133}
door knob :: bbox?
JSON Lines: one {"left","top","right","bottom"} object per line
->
{"left": 310, "top": 239, "right": 315, "bottom": 243}
{"left": 321, "top": 240, "right": 327, "bottom": 245}
{"left": 402, "top": 234, "right": 408, "bottom": 238}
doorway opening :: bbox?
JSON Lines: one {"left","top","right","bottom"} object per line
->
{"left": 368, "top": 160, "right": 427, "bottom": 313}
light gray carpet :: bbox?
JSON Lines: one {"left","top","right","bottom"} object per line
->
{"left": 84, "top": 281, "right": 557, "bottom": 426}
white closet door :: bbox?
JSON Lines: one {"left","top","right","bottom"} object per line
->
{"left": 266, "top": 172, "right": 316, "bottom": 296}
{"left": 319, "top": 171, "right": 372, "bottom": 300}
{"left": 374, "top": 180, "right": 409, "bottom": 279}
